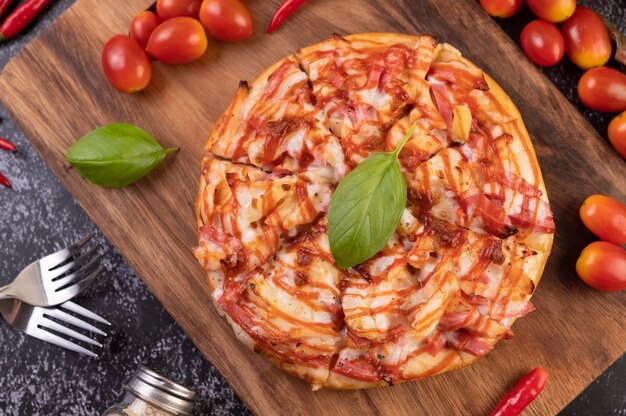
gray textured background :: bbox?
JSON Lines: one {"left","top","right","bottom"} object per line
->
{"left": 0, "top": 0, "right": 624, "bottom": 415}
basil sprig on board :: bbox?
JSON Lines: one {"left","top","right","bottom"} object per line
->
{"left": 66, "top": 123, "right": 177, "bottom": 188}
{"left": 328, "top": 124, "right": 417, "bottom": 269}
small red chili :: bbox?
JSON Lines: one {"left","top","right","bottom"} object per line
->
{"left": 267, "top": 0, "right": 307, "bottom": 34}
{"left": 0, "top": 0, "right": 15, "bottom": 20}
{"left": 0, "top": 171, "right": 11, "bottom": 188}
{"left": 0, "top": 0, "right": 51, "bottom": 42}
{"left": 0, "top": 137, "right": 16, "bottom": 152}
{"left": 490, "top": 368, "right": 548, "bottom": 416}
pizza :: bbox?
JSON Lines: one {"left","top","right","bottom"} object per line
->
{"left": 194, "top": 33, "right": 555, "bottom": 390}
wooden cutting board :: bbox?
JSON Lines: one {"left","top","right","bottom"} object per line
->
{"left": 1, "top": 0, "right": 624, "bottom": 414}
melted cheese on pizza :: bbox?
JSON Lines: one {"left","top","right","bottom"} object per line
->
{"left": 195, "top": 33, "right": 555, "bottom": 390}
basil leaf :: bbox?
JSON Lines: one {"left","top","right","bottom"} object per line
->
{"left": 328, "top": 124, "right": 416, "bottom": 269}
{"left": 66, "top": 123, "right": 177, "bottom": 188}
{"left": 328, "top": 152, "right": 407, "bottom": 269}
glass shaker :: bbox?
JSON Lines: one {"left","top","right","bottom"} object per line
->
{"left": 103, "top": 365, "right": 197, "bottom": 416}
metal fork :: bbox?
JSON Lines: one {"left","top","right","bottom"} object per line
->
{"left": 0, "top": 299, "right": 110, "bottom": 357}
{"left": 0, "top": 234, "right": 104, "bottom": 307}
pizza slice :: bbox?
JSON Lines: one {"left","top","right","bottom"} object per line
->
{"left": 206, "top": 56, "right": 350, "bottom": 183}
{"left": 297, "top": 34, "right": 440, "bottom": 164}
{"left": 326, "top": 209, "right": 545, "bottom": 388}
{"left": 216, "top": 218, "right": 344, "bottom": 388}
{"left": 194, "top": 157, "right": 333, "bottom": 284}
{"left": 395, "top": 44, "right": 555, "bottom": 253}
{"left": 405, "top": 142, "right": 554, "bottom": 252}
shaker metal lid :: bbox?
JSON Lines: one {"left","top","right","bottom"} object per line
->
{"left": 126, "top": 365, "right": 197, "bottom": 415}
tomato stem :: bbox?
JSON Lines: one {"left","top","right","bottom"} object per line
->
{"left": 604, "top": 18, "right": 626, "bottom": 68}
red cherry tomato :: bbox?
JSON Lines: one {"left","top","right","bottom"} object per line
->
{"left": 578, "top": 67, "right": 626, "bottom": 112}
{"left": 102, "top": 35, "right": 152, "bottom": 93}
{"left": 199, "top": 0, "right": 253, "bottom": 42}
{"left": 520, "top": 20, "right": 565, "bottom": 67}
{"left": 525, "top": 0, "right": 575, "bottom": 23}
{"left": 608, "top": 111, "right": 626, "bottom": 159}
{"left": 156, "top": 0, "right": 202, "bottom": 20}
{"left": 580, "top": 195, "right": 626, "bottom": 245}
{"left": 576, "top": 241, "right": 626, "bottom": 292}
{"left": 479, "top": 0, "right": 523, "bottom": 18}
{"left": 130, "top": 11, "right": 161, "bottom": 48}
{"left": 561, "top": 7, "right": 612, "bottom": 70}
{"left": 146, "top": 17, "right": 208, "bottom": 65}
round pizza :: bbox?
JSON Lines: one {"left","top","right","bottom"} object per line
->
{"left": 194, "top": 33, "right": 555, "bottom": 390}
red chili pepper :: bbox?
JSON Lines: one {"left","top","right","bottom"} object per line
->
{"left": 0, "top": 171, "right": 11, "bottom": 188}
{"left": 0, "top": 137, "right": 16, "bottom": 152}
{"left": 267, "top": 0, "right": 308, "bottom": 34}
{"left": 0, "top": 0, "right": 15, "bottom": 20}
{"left": 0, "top": 0, "right": 51, "bottom": 42}
{"left": 490, "top": 368, "right": 548, "bottom": 416}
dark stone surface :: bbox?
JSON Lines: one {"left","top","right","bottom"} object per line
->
{"left": 0, "top": 3, "right": 250, "bottom": 415}
{"left": 0, "top": 1, "right": 623, "bottom": 415}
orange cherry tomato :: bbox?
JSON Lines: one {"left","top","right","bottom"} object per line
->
{"left": 130, "top": 11, "right": 161, "bottom": 48}
{"left": 580, "top": 195, "right": 626, "bottom": 245}
{"left": 525, "top": 0, "right": 576, "bottom": 23}
{"left": 102, "top": 35, "right": 152, "bottom": 93}
{"left": 520, "top": 20, "right": 565, "bottom": 67}
{"left": 608, "top": 111, "right": 626, "bottom": 159}
{"left": 561, "top": 7, "right": 611, "bottom": 70}
{"left": 578, "top": 67, "right": 626, "bottom": 113}
{"left": 146, "top": 17, "right": 208, "bottom": 65}
{"left": 199, "top": 0, "right": 253, "bottom": 42}
{"left": 479, "top": 0, "right": 523, "bottom": 18}
{"left": 576, "top": 241, "right": 626, "bottom": 292}
{"left": 156, "top": 0, "right": 202, "bottom": 20}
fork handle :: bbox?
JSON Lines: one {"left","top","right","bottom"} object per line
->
{"left": 0, "top": 284, "right": 15, "bottom": 300}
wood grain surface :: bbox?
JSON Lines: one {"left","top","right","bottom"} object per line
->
{"left": 0, "top": 0, "right": 624, "bottom": 414}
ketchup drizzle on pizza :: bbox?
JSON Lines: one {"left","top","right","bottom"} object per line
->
{"left": 194, "top": 34, "right": 554, "bottom": 390}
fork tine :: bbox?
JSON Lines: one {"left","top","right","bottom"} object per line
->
{"left": 61, "top": 301, "right": 111, "bottom": 325}
{"left": 65, "top": 232, "right": 96, "bottom": 256}
{"left": 47, "top": 233, "right": 96, "bottom": 271}
{"left": 54, "top": 265, "right": 104, "bottom": 295}
{"left": 43, "top": 308, "right": 107, "bottom": 336}
{"left": 39, "top": 318, "right": 102, "bottom": 347}
{"left": 49, "top": 244, "right": 100, "bottom": 280}
{"left": 51, "top": 252, "right": 103, "bottom": 288}
{"left": 48, "top": 259, "right": 77, "bottom": 280}
{"left": 30, "top": 327, "right": 99, "bottom": 357}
